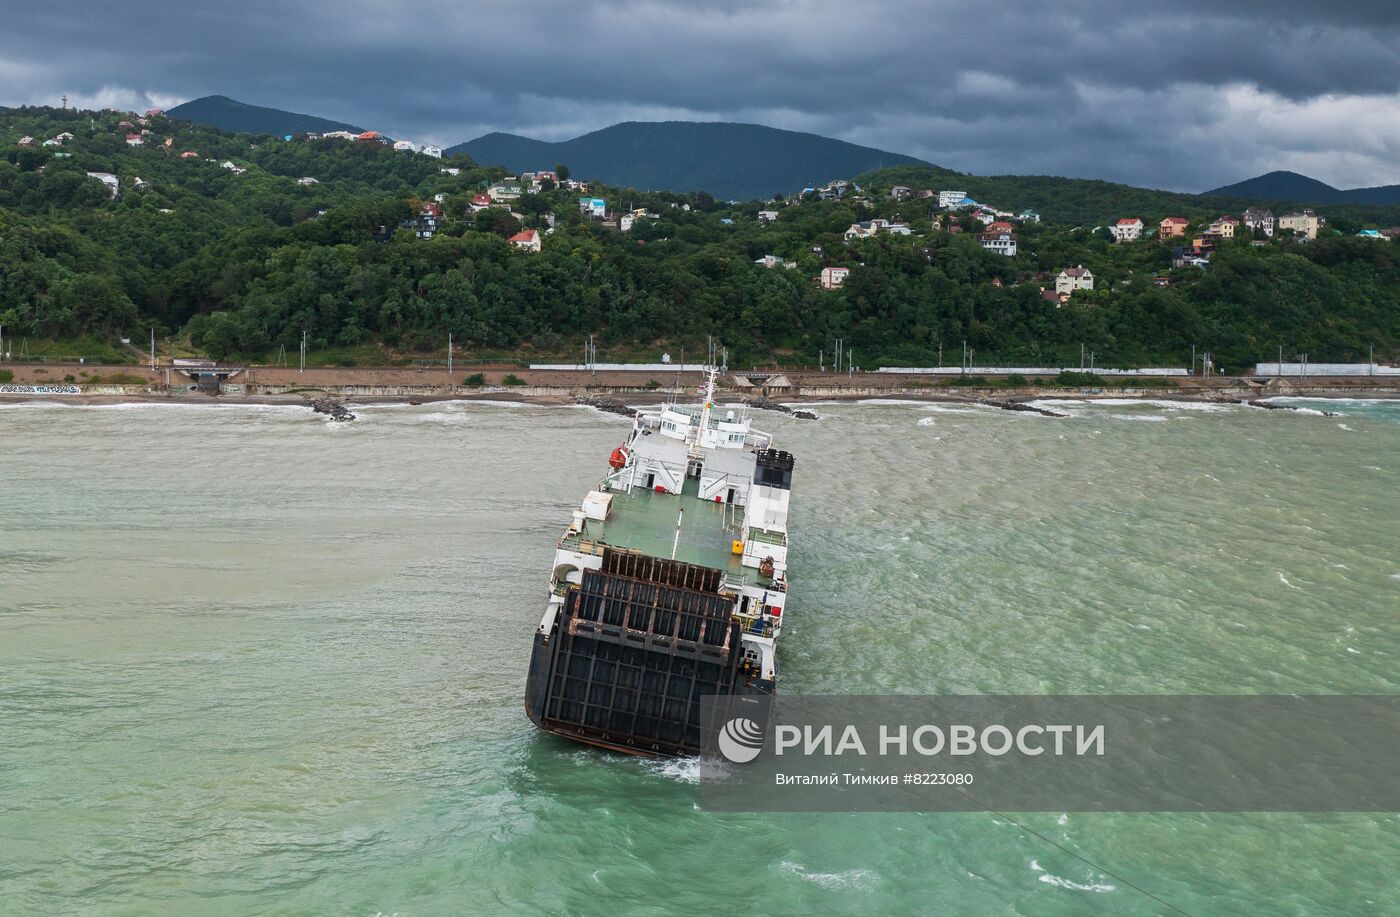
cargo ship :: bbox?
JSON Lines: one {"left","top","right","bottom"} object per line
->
{"left": 525, "top": 368, "right": 794, "bottom": 756}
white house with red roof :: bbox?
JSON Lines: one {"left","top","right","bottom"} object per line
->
{"left": 1110, "top": 218, "right": 1143, "bottom": 242}
{"left": 510, "top": 229, "right": 542, "bottom": 252}
{"left": 470, "top": 193, "right": 493, "bottom": 211}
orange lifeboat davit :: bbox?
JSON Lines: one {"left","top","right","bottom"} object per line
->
{"left": 608, "top": 445, "right": 630, "bottom": 469}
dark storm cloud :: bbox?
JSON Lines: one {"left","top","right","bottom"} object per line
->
{"left": 5, "top": 1, "right": 1400, "bottom": 189}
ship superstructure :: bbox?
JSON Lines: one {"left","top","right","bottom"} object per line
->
{"left": 525, "top": 369, "right": 795, "bottom": 756}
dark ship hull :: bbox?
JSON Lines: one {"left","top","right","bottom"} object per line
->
{"left": 525, "top": 549, "right": 775, "bottom": 757}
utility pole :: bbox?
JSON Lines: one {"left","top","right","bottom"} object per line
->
{"left": 150, "top": 328, "right": 156, "bottom": 369}
{"left": 0, "top": 324, "right": 4, "bottom": 363}
{"left": 300, "top": 331, "right": 307, "bottom": 373}
{"left": 1191, "top": 344, "right": 1196, "bottom": 377}
{"left": 938, "top": 340, "right": 943, "bottom": 368}
{"left": 819, "top": 349, "right": 824, "bottom": 372}
{"left": 1278, "top": 344, "right": 1283, "bottom": 381}
{"left": 447, "top": 332, "right": 453, "bottom": 377}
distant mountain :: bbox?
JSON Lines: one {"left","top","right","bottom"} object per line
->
{"left": 1208, "top": 170, "right": 1400, "bottom": 206}
{"left": 166, "top": 95, "right": 363, "bottom": 138}
{"left": 448, "top": 121, "right": 937, "bottom": 199}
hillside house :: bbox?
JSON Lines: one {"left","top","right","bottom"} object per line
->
{"left": 820, "top": 266, "right": 851, "bottom": 289}
{"left": 1172, "top": 246, "right": 1211, "bottom": 268}
{"left": 986, "top": 220, "right": 1014, "bottom": 233}
{"left": 420, "top": 145, "right": 442, "bottom": 158}
{"left": 132, "top": 177, "right": 150, "bottom": 190}
{"left": 1357, "top": 229, "right": 1385, "bottom": 239}
{"left": 1055, "top": 265, "right": 1094, "bottom": 295}
{"left": 1111, "top": 218, "right": 1143, "bottom": 242}
{"left": 755, "top": 255, "right": 797, "bottom": 269}
{"left": 402, "top": 202, "right": 442, "bottom": 239}
{"left": 938, "top": 190, "right": 967, "bottom": 209}
{"left": 1159, "top": 216, "right": 1189, "bottom": 238}
{"left": 889, "top": 185, "right": 912, "bottom": 201}
{"left": 509, "top": 229, "right": 542, "bottom": 252}
{"left": 970, "top": 209, "right": 995, "bottom": 224}
{"left": 297, "top": 176, "right": 319, "bottom": 185}
{"left": 220, "top": 160, "right": 246, "bottom": 174}
{"left": 17, "top": 135, "right": 35, "bottom": 147}
{"left": 470, "top": 193, "right": 493, "bottom": 210}
{"left": 757, "top": 210, "right": 779, "bottom": 224}
{"left": 440, "top": 167, "right": 461, "bottom": 176}
{"left": 1242, "top": 208, "right": 1275, "bottom": 237}
{"left": 85, "top": 171, "right": 119, "bottom": 199}
{"left": 1278, "top": 210, "right": 1320, "bottom": 240}
{"left": 180, "top": 150, "right": 198, "bottom": 158}
{"left": 1018, "top": 209, "right": 1040, "bottom": 223}
{"left": 579, "top": 197, "right": 607, "bottom": 218}
{"left": 818, "top": 180, "right": 852, "bottom": 200}
{"left": 1208, "top": 215, "right": 1239, "bottom": 238}
{"left": 978, "top": 230, "right": 1018, "bottom": 257}
{"left": 356, "top": 131, "right": 387, "bottom": 144}
{"left": 145, "top": 108, "right": 164, "bottom": 118}
{"left": 488, "top": 183, "right": 522, "bottom": 202}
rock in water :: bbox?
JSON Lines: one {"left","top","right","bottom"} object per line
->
{"left": 745, "top": 398, "right": 817, "bottom": 419}
{"left": 992, "top": 399, "right": 1066, "bottom": 418}
{"left": 574, "top": 395, "right": 637, "bottom": 418}
{"left": 308, "top": 396, "right": 355, "bottom": 421}
{"left": 1248, "top": 399, "right": 1340, "bottom": 417}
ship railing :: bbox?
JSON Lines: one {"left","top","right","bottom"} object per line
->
{"left": 748, "top": 527, "right": 787, "bottom": 547}
{"left": 732, "top": 611, "right": 777, "bottom": 639}
{"left": 558, "top": 535, "right": 606, "bottom": 557}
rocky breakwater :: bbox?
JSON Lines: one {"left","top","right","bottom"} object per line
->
{"left": 744, "top": 398, "right": 818, "bottom": 420}
{"left": 991, "top": 399, "right": 1067, "bottom": 418}
{"left": 308, "top": 396, "right": 356, "bottom": 422}
{"left": 574, "top": 395, "right": 638, "bottom": 418}
{"left": 1248, "top": 399, "right": 1339, "bottom": 417}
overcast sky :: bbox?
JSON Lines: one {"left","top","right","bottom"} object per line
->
{"left": 5, "top": 1, "right": 1400, "bottom": 191}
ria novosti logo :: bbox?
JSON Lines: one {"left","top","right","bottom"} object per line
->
{"left": 717, "top": 717, "right": 766, "bottom": 764}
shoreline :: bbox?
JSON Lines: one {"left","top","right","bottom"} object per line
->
{"left": 3, "top": 387, "right": 1398, "bottom": 411}
{"left": 3, "top": 360, "right": 1398, "bottom": 410}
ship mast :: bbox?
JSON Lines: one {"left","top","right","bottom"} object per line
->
{"left": 689, "top": 365, "right": 719, "bottom": 457}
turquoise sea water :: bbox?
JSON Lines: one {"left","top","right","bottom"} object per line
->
{"left": 2, "top": 396, "right": 1399, "bottom": 915}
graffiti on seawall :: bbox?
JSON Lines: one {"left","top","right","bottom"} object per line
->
{"left": 0, "top": 384, "right": 83, "bottom": 395}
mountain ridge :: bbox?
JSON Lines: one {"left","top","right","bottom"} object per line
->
{"left": 1209, "top": 170, "right": 1400, "bottom": 206}
{"left": 166, "top": 95, "right": 364, "bottom": 138}
{"left": 447, "top": 120, "right": 936, "bottom": 199}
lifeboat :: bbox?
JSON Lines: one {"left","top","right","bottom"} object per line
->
{"left": 608, "top": 444, "right": 630, "bottom": 469}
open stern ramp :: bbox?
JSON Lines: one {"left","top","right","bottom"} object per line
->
{"left": 527, "top": 550, "right": 766, "bottom": 756}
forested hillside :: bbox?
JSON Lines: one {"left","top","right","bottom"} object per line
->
{"left": 3, "top": 105, "right": 1399, "bottom": 371}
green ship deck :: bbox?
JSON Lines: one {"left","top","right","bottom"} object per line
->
{"left": 561, "top": 477, "right": 774, "bottom": 589}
